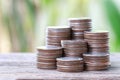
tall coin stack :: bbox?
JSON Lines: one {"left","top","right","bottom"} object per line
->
{"left": 57, "top": 57, "right": 84, "bottom": 72}
{"left": 83, "top": 53, "right": 110, "bottom": 71}
{"left": 68, "top": 18, "right": 92, "bottom": 40}
{"left": 46, "top": 27, "right": 71, "bottom": 47}
{"left": 61, "top": 40, "right": 87, "bottom": 57}
{"left": 37, "top": 46, "right": 63, "bottom": 69}
{"left": 84, "top": 32, "right": 109, "bottom": 54}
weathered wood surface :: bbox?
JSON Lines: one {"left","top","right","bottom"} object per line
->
{"left": 0, "top": 53, "right": 120, "bottom": 80}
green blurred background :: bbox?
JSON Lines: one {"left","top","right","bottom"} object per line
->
{"left": 0, "top": 0, "right": 120, "bottom": 53}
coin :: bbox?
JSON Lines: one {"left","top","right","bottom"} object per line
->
{"left": 72, "top": 29, "right": 91, "bottom": 32}
{"left": 85, "top": 39, "right": 109, "bottom": 44}
{"left": 61, "top": 40, "right": 87, "bottom": 45}
{"left": 46, "top": 43, "right": 61, "bottom": 47}
{"left": 47, "top": 31, "right": 71, "bottom": 37}
{"left": 85, "top": 36, "right": 109, "bottom": 39}
{"left": 57, "top": 60, "right": 83, "bottom": 66}
{"left": 37, "top": 46, "right": 63, "bottom": 53}
{"left": 68, "top": 18, "right": 92, "bottom": 23}
{"left": 37, "top": 57, "right": 56, "bottom": 63}
{"left": 70, "top": 23, "right": 91, "bottom": 29}
{"left": 37, "top": 62, "right": 56, "bottom": 69}
{"left": 84, "top": 31, "right": 108, "bottom": 36}
{"left": 65, "top": 53, "right": 83, "bottom": 57}
{"left": 57, "top": 66, "right": 83, "bottom": 72}
{"left": 72, "top": 28, "right": 91, "bottom": 32}
{"left": 89, "top": 49, "right": 109, "bottom": 53}
{"left": 47, "top": 26, "right": 71, "bottom": 32}
{"left": 37, "top": 53, "right": 62, "bottom": 58}
{"left": 85, "top": 65, "right": 109, "bottom": 71}
{"left": 57, "top": 57, "right": 83, "bottom": 61}
{"left": 46, "top": 37, "right": 70, "bottom": 43}
{"left": 64, "top": 48, "right": 87, "bottom": 53}
{"left": 88, "top": 43, "right": 108, "bottom": 48}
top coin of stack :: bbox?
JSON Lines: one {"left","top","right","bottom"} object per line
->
{"left": 61, "top": 40, "right": 87, "bottom": 57}
{"left": 46, "top": 26, "right": 71, "bottom": 47}
{"left": 68, "top": 18, "right": 92, "bottom": 40}
{"left": 37, "top": 45, "right": 63, "bottom": 69}
{"left": 84, "top": 31, "right": 109, "bottom": 54}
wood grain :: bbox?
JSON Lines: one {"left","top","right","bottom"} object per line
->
{"left": 0, "top": 53, "right": 120, "bottom": 80}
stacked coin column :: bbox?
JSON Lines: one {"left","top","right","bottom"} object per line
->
{"left": 83, "top": 54, "right": 110, "bottom": 71}
{"left": 46, "top": 27, "right": 71, "bottom": 47}
{"left": 37, "top": 46, "right": 63, "bottom": 69}
{"left": 83, "top": 31, "right": 110, "bottom": 71}
{"left": 61, "top": 40, "right": 87, "bottom": 57}
{"left": 84, "top": 32, "right": 109, "bottom": 54}
{"left": 57, "top": 57, "right": 84, "bottom": 72}
{"left": 68, "top": 18, "right": 92, "bottom": 40}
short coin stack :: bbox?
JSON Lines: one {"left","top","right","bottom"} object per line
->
{"left": 37, "top": 46, "right": 63, "bottom": 69}
{"left": 61, "top": 40, "right": 87, "bottom": 57}
{"left": 84, "top": 32, "right": 109, "bottom": 54}
{"left": 57, "top": 57, "right": 84, "bottom": 72}
{"left": 83, "top": 53, "right": 110, "bottom": 71}
{"left": 46, "top": 27, "right": 71, "bottom": 47}
{"left": 68, "top": 18, "right": 92, "bottom": 40}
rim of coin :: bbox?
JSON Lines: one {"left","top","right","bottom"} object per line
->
{"left": 47, "top": 26, "right": 70, "bottom": 32}
{"left": 68, "top": 17, "right": 91, "bottom": 22}
{"left": 36, "top": 45, "right": 62, "bottom": 50}
{"left": 46, "top": 43, "right": 61, "bottom": 46}
{"left": 72, "top": 32, "right": 84, "bottom": 35}
{"left": 46, "top": 32, "right": 71, "bottom": 36}
{"left": 72, "top": 29, "right": 91, "bottom": 32}
{"left": 61, "top": 40, "right": 86, "bottom": 45}
{"left": 57, "top": 57, "right": 83, "bottom": 61}
{"left": 72, "top": 28, "right": 91, "bottom": 31}
{"left": 84, "top": 31, "right": 109, "bottom": 36}
{"left": 72, "top": 25, "right": 91, "bottom": 28}
{"left": 70, "top": 21, "right": 91, "bottom": 24}
{"left": 69, "top": 22, "right": 91, "bottom": 25}
{"left": 57, "top": 68, "right": 83, "bottom": 72}
{"left": 57, "top": 65, "right": 83, "bottom": 68}
{"left": 46, "top": 37, "right": 71, "bottom": 40}
{"left": 83, "top": 53, "right": 109, "bottom": 57}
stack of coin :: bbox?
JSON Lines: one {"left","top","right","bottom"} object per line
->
{"left": 84, "top": 32, "right": 109, "bottom": 54}
{"left": 68, "top": 18, "right": 92, "bottom": 40}
{"left": 46, "top": 27, "right": 71, "bottom": 47}
{"left": 61, "top": 40, "right": 87, "bottom": 57}
{"left": 83, "top": 53, "right": 110, "bottom": 71}
{"left": 37, "top": 46, "right": 63, "bottom": 69}
{"left": 57, "top": 57, "right": 84, "bottom": 72}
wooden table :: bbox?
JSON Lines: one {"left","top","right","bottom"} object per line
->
{"left": 0, "top": 53, "right": 120, "bottom": 80}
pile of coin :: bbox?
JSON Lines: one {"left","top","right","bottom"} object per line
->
{"left": 83, "top": 53, "right": 110, "bottom": 71}
{"left": 57, "top": 57, "right": 84, "bottom": 72}
{"left": 61, "top": 40, "right": 87, "bottom": 57}
{"left": 36, "top": 18, "right": 111, "bottom": 72}
{"left": 46, "top": 27, "right": 71, "bottom": 47}
{"left": 84, "top": 32, "right": 109, "bottom": 54}
{"left": 68, "top": 18, "right": 92, "bottom": 40}
{"left": 37, "top": 46, "right": 63, "bottom": 69}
